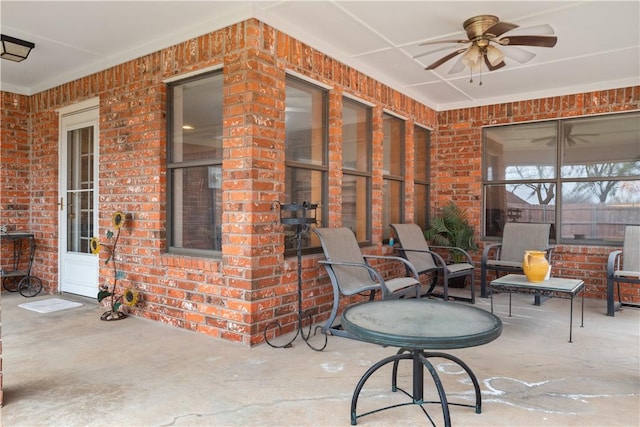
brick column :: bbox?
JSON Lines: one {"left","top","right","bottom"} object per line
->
{"left": 221, "top": 21, "right": 285, "bottom": 345}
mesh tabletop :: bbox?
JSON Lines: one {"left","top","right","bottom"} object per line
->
{"left": 342, "top": 299, "right": 502, "bottom": 350}
{"left": 491, "top": 274, "right": 584, "bottom": 294}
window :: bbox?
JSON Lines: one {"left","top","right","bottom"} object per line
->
{"left": 414, "top": 125, "right": 431, "bottom": 230}
{"left": 382, "top": 113, "right": 405, "bottom": 240}
{"left": 342, "top": 98, "right": 372, "bottom": 243}
{"left": 483, "top": 112, "right": 640, "bottom": 244}
{"left": 167, "top": 71, "right": 223, "bottom": 254}
{"left": 285, "top": 75, "right": 328, "bottom": 251}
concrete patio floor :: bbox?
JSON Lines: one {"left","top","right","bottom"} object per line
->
{"left": 1, "top": 290, "right": 639, "bottom": 426}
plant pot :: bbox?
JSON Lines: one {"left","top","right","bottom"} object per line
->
{"left": 448, "top": 276, "right": 467, "bottom": 288}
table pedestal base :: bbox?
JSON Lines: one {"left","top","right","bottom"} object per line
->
{"left": 350, "top": 349, "right": 481, "bottom": 426}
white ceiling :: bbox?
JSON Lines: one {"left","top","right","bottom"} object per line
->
{"left": 1, "top": 1, "right": 638, "bottom": 111}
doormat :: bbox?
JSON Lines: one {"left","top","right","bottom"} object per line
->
{"left": 19, "top": 298, "right": 83, "bottom": 314}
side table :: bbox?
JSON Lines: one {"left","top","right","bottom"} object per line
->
{"left": 489, "top": 274, "right": 584, "bottom": 342}
{"left": 341, "top": 299, "right": 502, "bottom": 426}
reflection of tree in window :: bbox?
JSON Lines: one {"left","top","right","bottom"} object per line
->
{"left": 508, "top": 166, "right": 555, "bottom": 205}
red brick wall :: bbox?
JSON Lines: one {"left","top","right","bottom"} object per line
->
{"left": 435, "top": 89, "right": 640, "bottom": 303}
{"left": 0, "top": 19, "right": 436, "bottom": 347}
{"left": 0, "top": 92, "right": 31, "bottom": 233}
{"left": 0, "top": 17, "right": 638, "bottom": 355}
{"left": 0, "top": 92, "right": 31, "bottom": 407}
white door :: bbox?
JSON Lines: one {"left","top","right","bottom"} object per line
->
{"left": 58, "top": 99, "right": 99, "bottom": 297}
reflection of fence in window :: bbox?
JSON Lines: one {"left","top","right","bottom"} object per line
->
{"left": 506, "top": 203, "right": 638, "bottom": 242}
{"left": 561, "top": 204, "right": 638, "bottom": 241}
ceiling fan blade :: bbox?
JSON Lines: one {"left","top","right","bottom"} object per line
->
{"left": 570, "top": 135, "right": 597, "bottom": 144}
{"left": 500, "top": 35, "right": 558, "bottom": 48}
{"left": 485, "top": 21, "right": 518, "bottom": 37}
{"left": 501, "top": 46, "right": 536, "bottom": 63}
{"left": 531, "top": 136, "right": 554, "bottom": 143}
{"left": 425, "top": 49, "right": 466, "bottom": 70}
{"left": 413, "top": 44, "right": 468, "bottom": 59}
{"left": 448, "top": 55, "right": 466, "bottom": 74}
{"left": 485, "top": 56, "right": 506, "bottom": 71}
{"left": 505, "top": 24, "right": 555, "bottom": 37}
{"left": 419, "top": 39, "right": 469, "bottom": 46}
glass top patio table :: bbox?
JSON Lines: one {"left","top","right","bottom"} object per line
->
{"left": 342, "top": 299, "right": 502, "bottom": 350}
{"left": 341, "top": 299, "right": 502, "bottom": 426}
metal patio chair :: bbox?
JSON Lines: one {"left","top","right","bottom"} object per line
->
{"left": 480, "top": 222, "right": 553, "bottom": 303}
{"left": 606, "top": 225, "right": 640, "bottom": 316}
{"left": 313, "top": 227, "right": 421, "bottom": 339}
{"left": 390, "top": 223, "right": 476, "bottom": 304}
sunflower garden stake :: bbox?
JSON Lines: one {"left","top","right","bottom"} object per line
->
{"left": 90, "top": 211, "right": 139, "bottom": 321}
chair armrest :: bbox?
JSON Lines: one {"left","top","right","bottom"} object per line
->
{"left": 481, "top": 243, "right": 502, "bottom": 264}
{"left": 388, "top": 248, "right": 449, "bottom": 271}
{"left": 363, "top": 255, "right": 420, "bottom": 281}
{"left": 544, "top": 246, "right": 554, "bottom": 261}
{"left": 607, "top": 250, "right": 623, "bottom": 278}
{"left": 429, "top": 245, "right": 473, "bottom": 264}
{"left": 318, "top": 259, "right": 392, "bottom": 295}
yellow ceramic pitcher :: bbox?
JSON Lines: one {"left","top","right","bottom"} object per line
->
{"left": 522, "top": 250, "right": 549, "bottom": 283}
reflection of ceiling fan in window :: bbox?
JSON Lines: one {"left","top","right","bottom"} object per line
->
{"left": 532, "top": 124, "right": 599, "bottom": 147}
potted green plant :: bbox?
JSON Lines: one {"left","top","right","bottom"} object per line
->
{"left": 424, "top": 202, "right": 478, "bottom": 287}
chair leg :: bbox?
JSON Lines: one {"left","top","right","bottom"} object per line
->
{"left": 606, "top": 276, "right": 616, "bottom": 316}
{"left": 470, "top": 271, "right": 475, "bottom": 304}
{"left": 480, "top": 264, "right": 488, "bottom": 298}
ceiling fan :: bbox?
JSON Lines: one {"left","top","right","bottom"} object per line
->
{"left": 532, "top": 124, "right": 599, "bottom": 147}
{"left": 415, "top": 15, "right": 558, "bottom": 77}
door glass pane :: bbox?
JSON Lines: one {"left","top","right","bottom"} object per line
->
{"left": 66, "top": 126, "right": 94, "bottom": 253}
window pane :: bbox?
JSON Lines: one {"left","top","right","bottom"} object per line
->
{"left": 414, "top": 126, "right": 430, "bottom": 181}
{"left": 484, "top": 122, "right": 557, "bottom": 181}
{"left": 342, "top": 175, "right": 369, "bottom": 241}
{"left": 168, "top": 71, "right": 223, "bottom": 254}
{"left": 562, "top": 114, "right": 640, "bottom": 178}
{"left": 284, "top": 167, "right": 324, "bottom": 250}
{"left": 382, "top": 180, "right": 402, "bottom": 239}
{"left": 414, "top": 183, "right": 429, "bottom": 231}
{"left": 171, "top": 167, "right": 222, "bottom": 251}
{"left": 484, "top": 184, "right": 556, "bottom": 237}
{"left": 383, "top": 114, "right": 404, "bottom": 176}
{"left": 171, "top": 73, "right": 223, "bottom": 163}
{"left": 343, "top": 99, "right": 371, "bottom": 171}
{"left": 561, "top": 180, "right": 640, "bottom": 243}
{"left": 285, "top": 78, "right": 326, "bottom": 165}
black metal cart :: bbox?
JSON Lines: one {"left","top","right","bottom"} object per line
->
{"left": 1, "top": 231, "right": 42, "bottom": 297}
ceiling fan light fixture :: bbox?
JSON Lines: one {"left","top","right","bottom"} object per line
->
{"left": 461, "top": 45, "right": 481, "bottom": 68}
{"left": 486, "top": 45, "right": 505, "bottom": 66}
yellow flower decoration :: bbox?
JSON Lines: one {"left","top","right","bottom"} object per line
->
{"left": 112, "top": 211, "right": 126, "bottom": 229}
{"left": 89, "top": 237, "right": 100, "bottom": 254}
{"left": 123, "top": 288, "right": 139, "bottom": 306}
